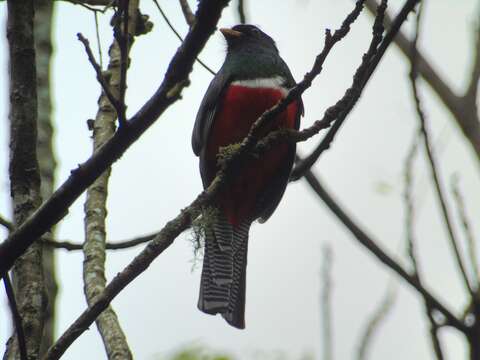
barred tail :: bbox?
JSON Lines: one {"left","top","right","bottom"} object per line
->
{"left": 197, "top": 215, "right": 250, "bottom": 329}
{"left": 222, "top": 221, "right": 250, "bottom": 329}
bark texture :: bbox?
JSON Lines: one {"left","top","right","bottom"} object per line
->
{"left": 82, "top": 1, "right": 140, "bottom": 359}
{"left": 34, "top": 0, "right": 58, "bottom": 355}
{"left": 5, "top": 0, "right": 46, "bottom": 359}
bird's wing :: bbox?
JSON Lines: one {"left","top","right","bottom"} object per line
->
{"left": 257, "top": 58, "right": 304, "bottom": 222}
{"left": 192, "top": 70, "right": 231, "bottom": 156}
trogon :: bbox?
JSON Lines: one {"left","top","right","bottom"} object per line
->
{"left": 192, "top": 24, "right": 303, "bottom": 329}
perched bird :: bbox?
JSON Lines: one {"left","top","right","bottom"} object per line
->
{"left": 192, "top": 24, "right": 303, "bottom": 329}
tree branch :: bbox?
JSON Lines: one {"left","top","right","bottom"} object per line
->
{"left": 77, "top": 33, "right": 126, "bottom": 126}
{"left": 364, "top": 0, "right": 480, "bottom": 165}
{"left": 4, "top": 0, "right": 46, "bottom": 359}
{"left": 291, "top": 0, "right": 407, "bottom": 179}
{"left": 0, "top": 214, "right": 13, "bottom": 231}
{"left": 81, "top": 1, "right": 141, "bottom": 358}
{"left": 34, "top": 0, "right": 59, "bottom": 354}
{"left": 465, "top": 6, "right": 480, "bottom": 110}
{"left": 409, "top": 10, "right": 474, "bottom": 295}
{"left": 43, "top": 232, "right": 156, "bottom": 251}
{"left": 404, "top": 132, "right": 445, "bottom": 360}
{"left": 3, "top": 275, "right": 27, "bottom": 360}
{"left": 237, "top": 0, "right": 246, "bottom": 24}
{"left": 153, "top": 0, "right": 215, "bottom": 75}
{"left": 451, "top": 175, "right": 479, "bottom": 288}
{"left": 178, "top": 0, "right": 195, "bottom": 27}
{"left": 356, "top": 284, "right": 396, "bottom": 360}
{"left": 300, "top": 165, "right": 467, "bottom": 333}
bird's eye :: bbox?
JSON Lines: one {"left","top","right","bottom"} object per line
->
{"left": 251, "top": 28, "right": 260, "bottom": 35}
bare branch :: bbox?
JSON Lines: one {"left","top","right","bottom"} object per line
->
{"left": 299, "top": 164, "right": 467, "bottom": 333}
{"left": 94, "top": 12, "right": 104, "bottom": 69}
{"left": 465, "top": 6, "right": 480, "bottom": 107}
{"left": 291, "top": 0, "right": 393, "bottom": 179}
{"left": 237, "top": 0, "right": 246, "bottom": 24}
{"left": 43, "top": 233, "right": 156, "bottom": 251}
{"left": 34, "top": 0, "right": 58, "bottom": 354}
{"left": 409, "top": 8, "right": 474, "bottom": 295}
{"left": 3, "top": 275, "right": 28, "bottom": 360}
{"left": 113, "top": 0, "right": 130, "bottom": 128}
{"left": 63, "top": 0, "right": 111, "bottom": 5}
{"left": 321, "top": 246, "right": 334, "bottom": 360}
{"left": 179, "top": 0, "right": 195, "bottom": 27}
{"left": 4, "top": 0, "right": 46, "bottom": 358}
{"left": 451, "top": 175, "right": 479, "bottom": 286}
{"left": 153, "top": 0, "right": 216, "bottom": 75}
{"left": 62, "top": 0, "right": 113, "bottom": 12}
{"left": 356, "top": 284, "right": 396, "bottom": 360}
{"left": 81, "top": 0, "right": 141, "bottom": 358}
{"left": 364, "top": 0, "right": 480, "bottom": 165}
{"left": 77, "top": 33, "right": 126, "bottom": 127}
{"left": 0, "top": 214, "right": 13, "bottom": 231}
{"left": 404, "top": 132, "right": 445, "bottom": 360}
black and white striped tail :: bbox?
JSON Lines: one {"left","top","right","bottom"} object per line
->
{"left": 198, "top": 215, "right": 250, "bottom": 329}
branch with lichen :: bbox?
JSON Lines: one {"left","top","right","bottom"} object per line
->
{"left": 4, "top": 0, "right": 46, "bottom": 359}
{"left": 34, "top": 0, "right": 58, "bottom": 354}
{"left": 82, "top": 1, "right": 144, "bottom": 358}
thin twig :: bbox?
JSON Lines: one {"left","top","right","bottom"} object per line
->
{"left": 364, "top": 0, "right": 480, "bottom": 166}
{"left": 116, "top": 0, "right": 129, "bottom": 127}
{"left": 5, "top": 0, "right": 45, "bottom": 358}
{"left": 153, "top": 0, "right": 216, "bottom": 75}
{"left": 82, "top": 0, "right": 139, "bottom": 357}
{"left": 404, "top": 129, "right": 445, "bottom": 360}
{"left": 465, "top": 5, "right": 480, "bottom": 107}
{"left": 94, "top": 11, "right": 103, "bottom": 69}
{"left": 409, "top": 5, "right": 474, "bottom": 296}
{"left": 356, "top": 284, "right": 396, "bottom": 360}
{"left": 43, "top": 233, "right": 156, "bottom": 251}
{"left": 451, "top": 175, "right": 479, "bottom": 286}
{"left": 300, "top": 163, "right": 467, "bottom": 332}
{"left": 291, "top": 0, "right": 388, "bottom": 179}
{"left": 66, "top": 0, "right": 112, "bottom": 13}
{"left": 179, "top": 0, "right": 195, "bottom": 27}
{"left": 3, "top": 275, "right": 28, "bottom": 360}
{"left": 0, "top": 214, "right": 13, "bottom": 231}
{"left": 77, "top": 33, "right": 125, "bottom": 124}
{"left": 65, "top": 0, "right": 112, "bottom": 7}
{"left": 404, "top": 134, "right": 420, "bottom": 273}
{"left": 321, "top": 246, "right": 334, "bottom": 360}
{"left": 237, "top": 0, "right": 246, "bottom": 24}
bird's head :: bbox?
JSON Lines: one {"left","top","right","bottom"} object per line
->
{"left": 220, "top": 25, "right": 278, "bottom": 54}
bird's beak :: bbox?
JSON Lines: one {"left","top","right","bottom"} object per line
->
{"left": 220, "top": 28, "right": 243, "bottom": 40}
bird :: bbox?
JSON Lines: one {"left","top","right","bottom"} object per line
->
{"left": 192, "top": 24, "right": 303, "bottom": 329}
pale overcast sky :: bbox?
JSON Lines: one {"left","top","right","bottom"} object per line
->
{"left": 1, "top": 1, "right": 480, "bottom": 359}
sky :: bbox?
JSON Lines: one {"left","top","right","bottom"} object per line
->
{"left": 1, "top": 0, "right": 480, "bottom": 359}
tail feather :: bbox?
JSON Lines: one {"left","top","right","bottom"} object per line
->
{"left": 198, "top": 227, "right": 230, "bottom": 313}
{"left": 198, "top": 216, "right": 251, "bottom": 329}
{"left": 222, "top": 222, "right": 250, "bottom": 329}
